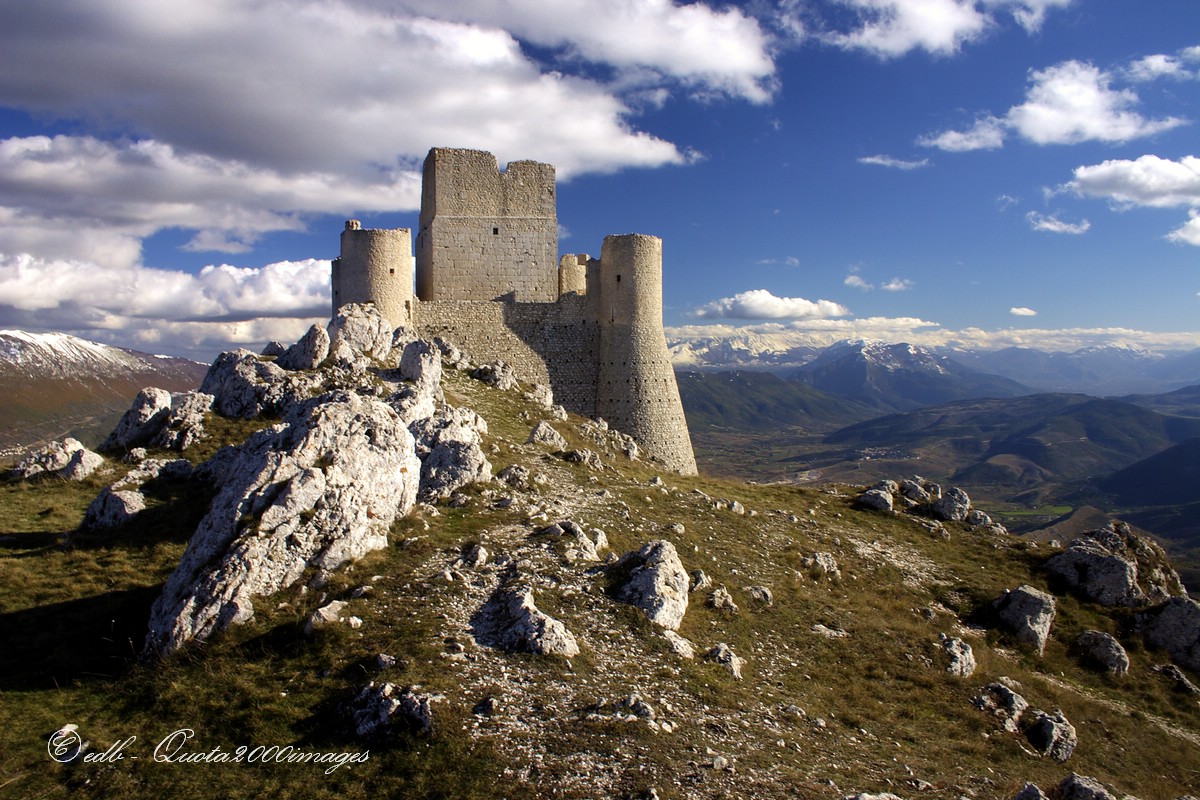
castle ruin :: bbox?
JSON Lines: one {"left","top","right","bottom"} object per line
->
{"left": 331, "top": 147, "right": 697, "bottom": 475}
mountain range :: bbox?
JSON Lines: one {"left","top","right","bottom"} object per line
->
{"left": 0, "top": 330, "right": 208, "bottom": 456}
{"left": 668, "top": 333, "right": 1200, "bottom": 396}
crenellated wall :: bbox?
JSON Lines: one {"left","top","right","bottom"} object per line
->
{"left": 333, "top": 148, "right": 697, "bottom": 475}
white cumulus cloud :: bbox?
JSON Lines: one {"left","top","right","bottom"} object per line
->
{"left": 921, "top": 59, "right": 1188, "bottom": 151}
{"left": 845, "top": 274, "right": 874, "bottom": 290}
{"left": 1026, "top": 212, "right": 1090, "bottom": 234}
{"left": 882, "top": 277, "right": 914, "bottom": 291}
{"left": 1068, "top": 155, "right": 1200, "bottom": 209}
{"left": 827, "top": 0, "right": 991, "bottom": 58}
{"left": 1010, "top": 306, "right": 1037, "bottom": 316}
{"left": 0, "top": 253, "right": 330, "bottom": 357}
{"left": 1168, "top": 209, "right": 1200, "bottom": 246}
{"left": 694, "top": 289, "right": 850, "bottom": 320}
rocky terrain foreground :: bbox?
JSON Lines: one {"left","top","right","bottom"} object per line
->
{"left": 1, "top": 304, "right": 1198, "bottom": 800}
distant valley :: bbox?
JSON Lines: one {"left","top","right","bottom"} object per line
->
{"left": 674, "top": 337, "right": 1200, "bottom": 588}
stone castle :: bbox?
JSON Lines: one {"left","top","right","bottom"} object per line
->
{"left": 331, "top": 147, "right": 697, "bottom": 475}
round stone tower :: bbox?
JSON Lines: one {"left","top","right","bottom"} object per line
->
{"left": 595, "top": 234, "right": 697, "bottom": 475}
{"left": 331, "top": 220, "right": 414, "bottom": 329}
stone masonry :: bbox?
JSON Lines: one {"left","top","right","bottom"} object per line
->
{"left": 330, "top": 147, "right": 697, "bottom": 475}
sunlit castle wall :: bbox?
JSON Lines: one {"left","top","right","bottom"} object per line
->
{"left": 594, "top": 234, "right": 697, "bottom": 475}
{"left": 331, "top": 221, "right": 415, "bottom": 328}
{"left": 415, "top": 148, "right": 558, "bottom": 302}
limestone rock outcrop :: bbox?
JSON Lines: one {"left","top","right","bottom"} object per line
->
{"left": 1046, "top": 522, "right": 1186, "bottom": 607}
{"left": 13, "top": 438, "right": 103, "bottom": 481}
{"left": 350, "top": 682, "right": 443, "bottom": 736}
{"left": 327, "top": 303, "right": 393, "bottom": 366}
{"left": 1025, "top": 709, "right": 1077, "bottom": 762}
{"left": 1139, "top": 597, "right": 1200, "bottom": 672}
{"left": 473, "top": 585, "right": 580, "bottom": 657}
{"left": 1074, "top": 630, "right": 1130, "bottom": 676}
{"left": 200, "top": 349, "right": 304, "bottom": 419}
{"left": 410, "top": 406, "right": 491, "bottom": 500}
{"left": 940, "top": 633, "right": 976, "bottom": 677}
{"left": 276, "top": 323, "right": 330, "bottom": 371}
{"left": 144, "top": 392, "right": 421, "bottom": 657}
{"left": 103, "top": 387, "right": 173, "bottom": 451}
{"left": 614, "top": 540, "right": 690, "bottom": 631}
{"left": 993, "top": 585, "right": 1056, "bottom": 654}
{"left": 152, "top": 391, "right": 214, "bottom": 451}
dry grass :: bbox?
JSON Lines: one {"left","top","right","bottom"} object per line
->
{"left": 0, "top": 369, "right": 1197, "bottom": 799}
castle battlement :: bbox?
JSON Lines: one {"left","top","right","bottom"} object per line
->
{"left": 333, "top": 148, "right": 697, "bottom": 475}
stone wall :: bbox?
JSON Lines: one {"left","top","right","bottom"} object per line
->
{"left": 415, "top": 297, "right": 601, "bottom": 418}
{"left": 594, "top": 235, "right": 697, "bottom": 475}
{"left": 415, "top": 149, "right": 557, "bottom": 302}
{"left": 332, "top": 222, "right": 414, "bottom": 329}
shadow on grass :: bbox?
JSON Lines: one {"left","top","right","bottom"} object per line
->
{"left": 0, "top": 585, "right": 161, "bottom": 690}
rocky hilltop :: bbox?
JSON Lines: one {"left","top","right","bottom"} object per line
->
{"left": 2, "top": 304, "right": 1199, "bottom": 800}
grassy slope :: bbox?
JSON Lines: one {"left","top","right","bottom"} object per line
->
{"left": 1, "top": 369, "right": 1197, "bottom": 799}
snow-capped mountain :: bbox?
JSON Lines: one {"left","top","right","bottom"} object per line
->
{"left": 0, "top": 330, "right": 209, "bottom": 454}
{"left": 668, "top": 329, "right": 1200, "bottom": 396}
{"left": 791, "top": 339, "right": 1032, "bottom": 412}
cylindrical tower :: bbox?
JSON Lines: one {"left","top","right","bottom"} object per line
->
{"left": 595, "top": 234, "right": 697, "bottom": 475}
{"left": 331, "top": 220, "right": 415, "bottom": 329}
{"left": 558, "top": 253, "right": 590, "bottom": 297}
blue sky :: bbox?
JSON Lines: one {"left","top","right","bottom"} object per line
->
{"left": 0, "top": 0, "right": 1197, "bottom": 358}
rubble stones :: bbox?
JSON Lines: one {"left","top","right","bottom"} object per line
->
{"left": 973, "top": 681, "right": 1029, "bottom": 732}
{"left": 144, "top": 393, "right": 421, "bottom": 657}
{"left": 13, "top": 438, "right": 103, "bottom": 481}
{"left": 939, "top": 633, "right": 976, "bottom": 677}
{"left": 615, "top": 540, "right": 690, "bottom": 631}
{"left": 304, "top": 600, "right": 349, "bottom": 634}
{"left": 1057, "top": 773, "right": 1118, "bottom": 800}
{"left": 1074, "top": 630, "right": 1130, "bottom": 676}
{"left": 475, "top": 585, "right": 579, "bottom": 657}
{"left": 471, "top": 361, "right": 518, "bottom": 390}
{"left": 1025, "top": 709, "right": 1077, "bottom": 762}
{"left": 705, "top": 642, "right": 745, "bottom": 680}
{"left": 527, "top": 421, "right": 569, "bottom": 450}
{"left": 1047, "top": 522, "right": 1186, "bottom": 607}
{"left": 1140, "top": 597, "right": 1200, "bottom": 672}
{"left": 802, "top": 552, "right": 841, "bottom": 579}
{"left": 993, "top": 585, "right": 1056, "bottom": 654}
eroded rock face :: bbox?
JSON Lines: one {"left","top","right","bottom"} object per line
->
{"left": 940, "top": 634, "right": 976, "bottom": 677}
{"left": 327, "top": 303, "right": 393, "bottom": 366}
{"left": 144, "top": 392, "right": 421, "bottom": 657}
{"left": 473, "top": 585, "right": 579, "bottom": 657}
{"left": 1025, "top": 709, "right": 1077, "bottom": 762}
{"left": 276, "top": 323, "right": 330, "bottom": 371}
{"left": 973, "top": 681, "right": 1028, "bottom": 733}
{"left": 932, "top": 486, "right": 972, "bottom": 522}
{"left": 104, "top": 387, "right": 173, "bottom": 451}
{"left": 200, "top": 349, "right": 311, "bottom": 419}
{"left": 615, "top": 540, "right": 690, "bottom": 631}
{"left": 13, "top": 438, "right": 103, "bottom": 481}
{"left": 1140, "top": 597, "right": 1200, "bottom": 672}
{"left": 153, "top": 392, "right": 214, "bottom": 451}
{"left": 1075, "top": 630, "right": 1130, "bottom": 676}
{"left": 1046, "top": 522, "right": 1186, "bottom": 607}
{"left": 410, "top": 406, "right": 492, "bottom": 500}
{"left": 993, "top": 584, "right": 1056, "bottom": 655}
